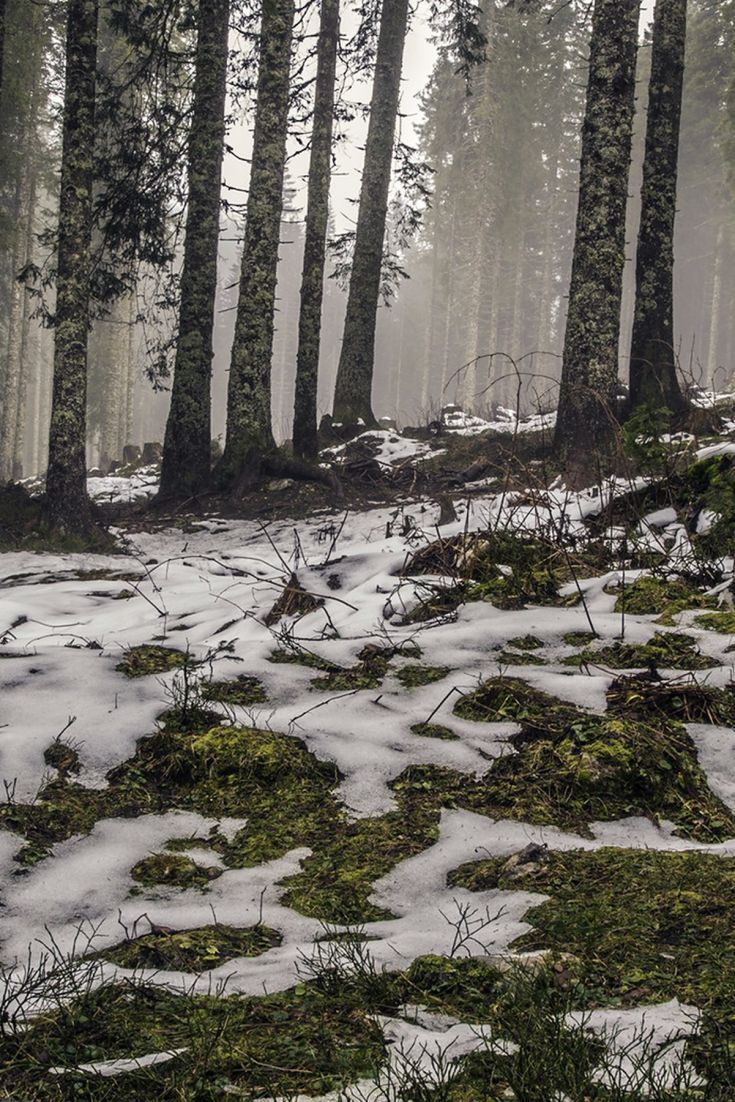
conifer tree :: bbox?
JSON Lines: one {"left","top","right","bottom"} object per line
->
{"left": 628, "top": 0, "right": 689, "bottom": 416}
{"left": 292, "top": 0, "right": 340, "bottom": 460}
{"left": 159, "top": 0, "right": 230, "bottom": 499}
{"left": 553, "top": 0, "right": 640, "bottom": 462}
{"left": 44, "top": 0, "right": 99, "bottom": 533}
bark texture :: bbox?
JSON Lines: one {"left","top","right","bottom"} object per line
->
{"left": 218, "top": 0, "right": 295, "bottom": 485}
{"left": 628, "top": 0, "right": 688, "bottom": 415}
{"left": 292, "top": 0, "right": 339, "bottom": 460}
{"left": 553, "top": 0, "right": 640, "bottom": 459}
{"left": 159, "top": 0, "right": 229, "bottom": 499}
{"left": 44, "top": 0, "right": 99, "bottom": 531}
{"left": 332, "top": 0, "right": 410, "bottom": 426}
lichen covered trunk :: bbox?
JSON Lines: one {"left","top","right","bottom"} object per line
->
{"left": 332, "top": 0, "right": 410, "bottom": 427}
{"left": 553, "top": 0, "right": 640, "bottom": 460}
{"left": 219, "top": 0, "right": 294, "bottom": 484}
{"left": 628, "top": 0, "right": 688, "bottom": 416}
{"left": 292, "top": 0, "right": 339, "bottom": 460}
{"left": 159, "top": 0, "right": 230, "bottom": 499}
{"left": 44, "top": 0, "right": 99, "bottom": 532}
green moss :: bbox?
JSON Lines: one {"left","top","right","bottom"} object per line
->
{"left": 609, "top": 575, "right": 718, "bottom": 620}
{"left": 496, "top": 650, "right": 546, "bottom": 666}
{"left": 455, "top": 677, "right": 578, "bottom": 731}
{"left": 0, "top": 982, "right": 383, "bottom": 1100}
{"left": 43, "top": 739, "right": 80, "bottom": 775}
{"left": 562, "top": 630, "right": 597, "bottom": 647}
{"left": 201, "top": 675, "right": 267, "bottom": 707}
{"left": 410, "top": 722, "right": 460, "bottom": 741}
{"left": 116, "top": 644, "right": 188, "bottom": 678}
{"left": 103, "top": 923, "right": 281, "bottom": 972}
{"left": 575, "top": 630, "right": 718, "bottom": 670}
{"left": 395, "top": 664, "right": 451, "bottom": 688}
{"left": 507, "top": 635, "right": 544, "bottom": 650}
{"left": 268, "top": 647, "right": 340, "bottom": 673}
{"left": 131, "top": 852, "right": 222, "bottom": 889}
{"left": 696, "top": 611, "right": 735, "bottom": 635}
{"left": 449, "top": 847, "right": 735, "bottom": 1020}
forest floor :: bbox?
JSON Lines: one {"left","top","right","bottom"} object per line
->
{"left": 2, "top": 403, "right": 735, "bottom": 1099}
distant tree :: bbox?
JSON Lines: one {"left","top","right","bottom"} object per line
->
{"left": 331, "top": 0, "right": 411, "bottom": 427}
{"left": 217, "top": 0, "right": 295, "bottom": 487}
{"left": 553, "top": 0, "right": 641, "bottom": 463}
{"left": 159, "top": 0, "right": 230, "bottom": 500}
{"left": 627, "top": 0, "right": 689, "bottom": 416}
{"left": 44, "top": 0, "right": 99, "bottom": 533}
{"left": 292, "top": 0, "right": 340, "bottom": 460}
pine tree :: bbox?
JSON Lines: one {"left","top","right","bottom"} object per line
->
{"left": 292, "top": 0, "right": 340, "bottom": 460}
{"left": 217, "top": 0, "right": 295, "bottom": 486}
{"left": 331, "top": 0, "right": 410, "bottom": 427}
{"left": 628, "top": 0, "right": 689, "bottom": 416}
{"left": 553, "top": 0, "right": 640, "bottom": 462}
{"left": 158, "top": 0, "right": 230, "bottom": 500}
{"left": 44, "top": 0, "right": 99, "bottom": 532}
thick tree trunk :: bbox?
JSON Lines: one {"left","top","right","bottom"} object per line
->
{"left": 292, "top": 0, "right": 339, "bottom": 460}
{"left": 331, "top": 0, "right": 409, "bottom": 426}
{"left": 159, "top": 0, "right": 229, "bottom": 499}
{"left": 628, "top": 0, "right": 688, "bottom": 416}
{"left": 217, "top": 0, "right": 294, "bottom": 486}
{"left": 44, "top": 0, "right": 99, "bottom": 532}
{"left": 553, "top": 0, "right": 640, "bottom": 461}
{"left": 0, "top": 0, "right": 6, "bottom": 102}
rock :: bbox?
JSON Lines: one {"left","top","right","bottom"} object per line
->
{"left": 379, "top": 416, "right": 397, "bottom": 431}
{"left": 122, "top": 444, "right": 141, "bottom": 466}
{"left": 502, "top": 842, "right": 549, "bottom": 879}
{"left": 141, "top": 441, "right": 162, "bottom": 465}
{"left": 436, "top": 494, "right": 458, "bottom": 527}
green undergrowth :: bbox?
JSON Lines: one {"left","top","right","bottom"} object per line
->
{"left": 566, "top": 630, "right": 718, "bottom": 670}
{"left": 411, "top": 721, "right": 460, "bottom": 740}
{"left": 131, "top": 852, "right": 223, "bottom": 890}
{"left": 200, "top": 674, "right": 267, "bottom": 707}
{"left": 608, "top": 574, "right": 719, "bottom": 623}
{"left": 395, "top": 663, "right": 451, "bottom": 687}
{"left": 268, "top": 646, "right": 340, "bottom": 673}
{"left": 102, "top": 923, "right": 281, "bottom": 972}
{"left": 449, "top": 847, "right": 735, "bottom": 1023}
{"left": 607, "top": 673, "right": 735, "bottom": 726}
{"left": 309, "top": 643, "right": 422, "bottom": 693}
{"left": 696, "top": 611, "right": 735, "bottom": 635}
{"left": 116, "top": 644, "right": 188, "bottom": 678}
{"left": 496, "top": 649, "right": 546, "bottom": 666}
{"left": 0, "top": 981, "right": 384, "bottom": 1101}
{"left": 402, "top": 530, "right": 608, "bottom": 616}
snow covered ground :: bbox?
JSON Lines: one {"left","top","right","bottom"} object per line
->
{"left": 2, "top": 442, "right": 735, "bottom": 1091}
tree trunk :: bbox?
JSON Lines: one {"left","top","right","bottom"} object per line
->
{"left": 706, "top": 223, "right": 723, "bottom": 389}
{"left": 331, "top": 0, "right": 409, "bottom": 426}
{"left": 159, "top": 0, "right": 229, "bottom": 498}
{"left": 292, "top": 0, "right": 339, "bottom": 460}
{"left": 628, "top": 0, "right": 688, "bottom": 416}
{"left": 44, "top": 0, "right": 99, "bottom": 532}
{"left": 217, "top": 0, "right": 295, "bottom": 485}
{"left": 553, "top": 0, "right": 640, "bottom": 461}
{"left": 0, "top": 0, "right": 6, "bottom": 102}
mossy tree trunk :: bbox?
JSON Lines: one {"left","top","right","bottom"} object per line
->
{"left": 159, "top": 0, "right": 230, "bottom": 500}
{"left": 553, "top": 0, "right": 640, "bottom": 462}
{"left": 44, "top": 0, "right": 99, "bottom": 533}
{"left": 217, "top": 0, "right": 295, "bottom": 486}
{"left": 292, "top": 0, "right": 340, "bottom": 460}
{"left": 331, "top": 0, "right": 410, "bottom": 427}
{"left": 628, "top": 0, "right": 688, "bottom": 417}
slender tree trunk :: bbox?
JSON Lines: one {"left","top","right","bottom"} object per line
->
{"left": 0, "top": 0, "right": 6, "bottom": 102}
{"left": 553, "top": 0, "right": 640, "bottom": 461}
{"left": 218, "top": 0, "right": 294, "bottom": 484}
{"left": 292, "top": 0, "right": 339, "bottom": 459}
{"left": 706, "top": 225, "right": 723, "bottom": 388}
{"left": 159, "top": 0, "right": 229, "bottom": 498}
{"left": 332, "top": 0, "right": 409, "bottom": 426}
{"left": 44, "top": 0, "right": 99, "bottom": 532}
{"left": 628, "top": 0, "right": 688, "bottom": 416}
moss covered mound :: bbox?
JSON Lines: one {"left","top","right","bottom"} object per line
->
{"left": 449, "top": 847, "right": 735, "bottom": 1019}
{"left": 610, "top": 575, "right": 718, "bottom": 621}
{"left": 396, "top": 664, "right": 450, "bottom": 688}
{"left": 410, "top": 722, "right": 459, "bottom": 740}
{"left": 455, "top": 676, "right": 579, "bottom": 733}
{"left": 201, "top": 675, "right": 267, "bottom": 707}
{"left": 0, "top": 982, "right": 383, "bottom": 1100}
{"left": 572, "top": 630, "right": 718, "bottom": 670}
{"left": 103, "top": 923, "right": 281, "bottom": 972}
{"left": 131, "top": 852, "right": 222, "bottom": 889}
{"left": 696, "top": 611, "right": 735, "bottom": 635}
{"left": 116, "top": 644, "right": 188, "bottom": 678}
